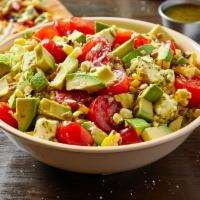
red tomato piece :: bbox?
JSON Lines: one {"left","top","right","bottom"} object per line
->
{"left": 79, "top": 38, "right": 111, "bottom": 66}
{"left": 0, "top": 102, "right": 18, "bottom": 128}
{"left": 70, "top": 17, "right": 94, "bottom": 35}
{"left": 113, "top": 31, "right": 133, "bottom": 46}
{"left": 175, "top": 75, "right": 200, "bottom": 107}
{"left": 41, "top": 39, "right": 67, "bottom": 63}
{"left": 57, "top": 121, "right": 93, "bottom": 146}
{"left": 134, "top": 35, "right": 150, "bottom": 48}
{"left": 34, "top": 25, "right": 60, "bottom": 40}
{"left": 166, "top": 40, "right": 176, "bottom": 54}
{"left": 78, "top": 39, "right": 98, "bottom": 63}
{"left": 120, "top": 127, "right": 142, "bottom": 145}
{"left": 55, "top": 19, "right": 72, "bottom": 36}
{"left": 55, "top": 90, "right": 91, "bottom": 111}
{"left": 85, "top": 38, "right": 111, "bottom": 66}
{"left": 101, "top": 70, "right": 130, "bottom": 95}
{"left": 88, "top": 95, "right": 120, "bottom": 133}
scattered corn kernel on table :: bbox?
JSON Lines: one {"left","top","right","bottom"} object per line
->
{"left": 0, "top": 0, "right": 200, "bottom": 199}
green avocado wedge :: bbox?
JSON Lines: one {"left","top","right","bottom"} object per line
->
{"left": 16, "top": 97, "right": 40, "bottom": 131}
{"left": 111, "top": 38, "right": 134, "bottom": 58}
{"left": 50, "top": 55, "right": 78, "bottom": 90}
{"left": 122, "top": 44, "right": 155, "bottom": 67}
{"left": 34, "top": 44, "right": 56, "bottom": 73}
{"left": 0, "top": 54, "right": 11, "bottom": 78}
{"left": 141, "top": 126, "right": 172, "bottom": 141}
{"left": 136, "top": 98, "right": 153, "bottom": 122}
{"left": 95, "top": 21, "right": 110, "bottom": 33}
{"left": 66, "top": 73, "right": 105, "bottom": 93}
{"left": 38, "top": 98, "right": 72, "bottom": 121}
{"left": 126, "top": 118, "right": 150, "bottom": 135}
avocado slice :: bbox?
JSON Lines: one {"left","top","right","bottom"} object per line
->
{"left": 66, "top": 73, "right": 105, "bottom": 93}
{"left": 22, "top": 51, "right": 36, "bottom": 71}
{"left": 95, "top": 21, "right": 110, "bottom": 33}
{"left": 169, "top": 116, "right": 183, "bottom": 132}
{"left": 176, "top": 57, "right": 186, "bottom": 65}
{"left": 82, "top": 121, "right": 94, "bottom": 131}
{"left": 126, "top": 118, "right": 150, "bottom": 135}
{"left": 88, "top": 27, "right": 116, "bottom": 45}
{"left": 50, "top": 55, "right": 78, "bottom": 90}
{"left": 16, "top": 97, "right": 40, "bottom": 131}
{"left": 68, "top": 30, "right": 86, "bottom": 43}
{"left": 122, "top": 49, "right": 141, "bottom": 67}
{"left": 136, "top": 98, "right": 153, "bottom": 122}
{"left": 138, "top": 44, "right": 156, "bottom": 55}
{"left": 141, "top": 126, "right": 172, "bottom": 141}
{"left": 114, "top": 93, "right": 134, "bottom": 109}
{"left": 91, "top": 127, "right": 108, "bottom": 145}
{"left": 8, "top": 93, "right": 16, "bottom": 109}
{"left": 141, "top": 84, "right": 163, "bottom": 103}
{"left": 30, "top": 69, "right": 48, "bottom": 92}
{"left": 38, "top": 98, "right": 72, "bottom": 121}
{"left": 111, "top": 38, "right": 134, "bottom": 58}
{"left": 158, "top": 45, "right": 173, "bottom": 62}
{"left": 34, "top": 44, "right": 56, "bottom": 73}
{"left": 0, "top": 54, "right": 11, "bottom": 78}
{"left": 122, "top": 44, "right": 155, "bottom": 67}
{"left": 149, "top": 24, "right": 173, "bottom": 42}
{"left": 0, "top": 76, "right": 9, "bottom": 97}
{"left": 34, "top": 117, "right": 59, "bottom": 140}
{"left": 81, "top": 121, "right": 107, "bottom": 145}
{"left": 93, "top": 65, "right": 116, "bottom": 86}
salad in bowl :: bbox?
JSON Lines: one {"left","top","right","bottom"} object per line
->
{"left": 0, "top": 17, "right": 199, "bottom": 147}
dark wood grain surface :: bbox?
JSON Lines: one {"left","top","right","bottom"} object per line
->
{"left": 0, "top": 0, "right": 200, "bottom": 199}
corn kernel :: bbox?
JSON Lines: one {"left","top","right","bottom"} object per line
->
{"left": 70, "top": 47, "right": 82, "bottom": 58}
{"left": 15, "top": 89, "right": 23, "bottom": 97}
{"left": 131, "top": 79, "right": 141, "bottom": 87}
{"left": 101, "top": 130, "right": 121, "bottom": 146}
{"left": 193, "top": 109, "right": 200, "bottom": 118}
{"left": 80, "top": 61, "right": 92, "bottom": 72}
{"left": 119, "top": 108, "right": 133, "bottom": 119}
{"left": 63, "top": 44, "right": 73, "bottom": 55}
{"left": 131, "top": 73, "right": 142, "bottom": 80}
{"left": 14, "top": 38, "right": 26, "bottom": 45}
{"left": 72, "top": 111, "right": 83, "bottom": 118}
{"left": 78, "top": 105, "right": 89, "bottom": 114}
{"left": 112, "top": 113, "right": 123, "bottom": 125}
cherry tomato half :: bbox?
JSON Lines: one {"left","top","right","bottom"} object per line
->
{"left": 57, "top": 121, "right": 93, "bottom": 146}
{"left": 79, "top": 38, "right": 111, "bottom": 66}
{"left": 175, "top": 75, "right": 200, "bottom": 107}
{"left": 101, "top": 70, "right": 130, "bottom": 95}
{"left": 113, "top": 31, "right": 133, "bottom": 46}
{"left": 88, "top": 95, "right": 120, "bottom": 133}
{"left": 34, "top": 25, "right": 60, "bottom": 40}
{"left": 0, "top": 102, "right": 18, "bottom": 128}
{"left": 55, "top": 90, "right": 91, "bottom": 111}
{"left": 55, "top": 19, "right": 71, "bottom": 36}
{"left": 70, "top": 17, "right": 95, "bottom": 35}
{"left": 41, "top": 39, "right": 67, "bottom": 63}
{"left": 134, "top": 35, "right": 151, "bottom": 49}
{"left": 120, "top": 127, "right": 142, "bottom": 145}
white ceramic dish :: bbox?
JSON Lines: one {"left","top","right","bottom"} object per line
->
{"left": 0, "top": 17, "right": 199, "bottom": 174}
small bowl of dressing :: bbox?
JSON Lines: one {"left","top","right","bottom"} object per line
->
{"left": 159, "top": 0, "right": 200, "bottom": 42}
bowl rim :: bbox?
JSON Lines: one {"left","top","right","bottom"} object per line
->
{"left": 158, "top": 0, "right": 200, "bottom": 25}
{"left": 0, "top": 16, "right": 199, "bottom": 154}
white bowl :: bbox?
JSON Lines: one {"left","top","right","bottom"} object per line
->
{"left": 0, "top": 17, "right": 199, "bottom": 174}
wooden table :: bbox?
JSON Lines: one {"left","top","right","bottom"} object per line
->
{"left": 0, "top": 0, "right": 200, "bottom": 199}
